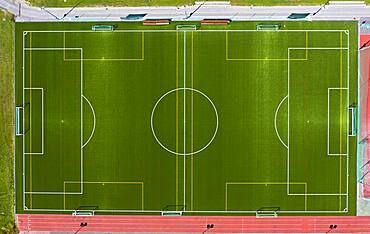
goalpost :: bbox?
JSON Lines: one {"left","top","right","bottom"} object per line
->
{"left": 16, "top": 103, "right": 30, "bottom": 136}
{"left": 176, "top": 25, "right": 198, "bottom": 31}
{"left": 256, "top": 24, "right": 281, "bottom": 31}
{"left": 256, "top": 207, "right": 280, "bottom": 217}
{"left": 72, "top": 206, "right": 98, "bottom": 216}
{"left": 91, "top": 25, "right": 115, "bottom": 31}
{"left": 15, "top": 107, "right": 23, "bottom": 136}
{"left": 161, "top": 204, "right": 185, "bottom": 216}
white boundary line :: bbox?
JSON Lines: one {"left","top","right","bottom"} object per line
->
{"left": 22, "top": 45, "right": 84, "bottom": 200}
{"left": 23, "top": 87, "right": 44, "bottom": 155}
{"left": 327, "top": 87, "right": 349, "bottom": 156}
{"left": 23, "top": 208, "right": 348, "bottom": 213}
{"left": 183, "top": 31, "right": 187, "bottom": 210}
{"left": 183, "top": 31, "right": 186, "bottom": 211}
{"left": 287, "top": 45, "right": 350, "bottom": 203}
{"left": 287, "top": 46, "right": 290, "bottom": 196}
{"left": 346, "top": 31, "right": 350, "bottom": 209}
{"left": 23, "top": 30, "right": 350, "bottom": 33}
{"left": 81, "top": 95, "right": 96, "bottom": 148}
{"left": 19, "top": 29, "right": 354, "bottom": 214}
{"left": 289, "top": 194, "right": 347, "bottom": 196}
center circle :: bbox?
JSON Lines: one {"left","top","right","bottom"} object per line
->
{"left": 151, "top": 88, "right": 218, "bottom": 156}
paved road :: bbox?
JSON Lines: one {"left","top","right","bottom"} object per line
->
{"left": 1, "top": 0, "right": 370, "bottom": 22}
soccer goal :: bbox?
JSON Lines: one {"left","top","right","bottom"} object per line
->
{"left": 91, "top": 25, "right": 115, "bottom": 31}
{"left": 256, "top": 24, "right": 281, "bottom": 31}
{"left": 161, "top": 204, "right": 185, "bottom": 216}
{"left": 72, "top": 206, "right": 98, "bottom": 216}
{"left": 15, "top": 107, "right": 23, "bottom": 136}
{"left": 176, "top": 24, "right": 198, "bottom": 31}
{"left": 349, "top": 105, "right": 357, "bottom": 136}
{"left": 256, "top": 207, "right": 280, "bottom": 217}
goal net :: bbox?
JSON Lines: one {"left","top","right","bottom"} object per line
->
{"left": 161, "top": 204, "right": 185, "bottom": 216}
{"left": 91, "top": 25, "right": 114, "bottom": 31}
{"left": 256, "top": 24, "right": 281, "bottom": 31}
{"left": 72, "top": 206, "right": 98, "bottom": 216}
{"left": 256, "top": 207, "right": 280, "bottom": 217}
{"left": 176, "top": 25, "right": 198, "bottom": 31}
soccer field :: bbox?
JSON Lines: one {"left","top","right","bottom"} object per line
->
{"left": 15, "top": 21, "right": 358, "bottom": 216}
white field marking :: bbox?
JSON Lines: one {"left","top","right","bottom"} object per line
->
{"left": 23, "top": 208, "right": 348, "bottom": 213}
{"left": 25, "top": 191, "right": 82, "bottom": 195}
{"left": 23, "top": 29, "right": 350, "bottom": 33}
{"left": 150, "top": 87, "right": 219, "bottom": 156}
{"left": 346, "top": 31, "right": 350, "bottom": 209}
{"left": 191, "top": 30, "right": 194, "bottom": 211}
{"left": 357, "top": 26, "right": 362, "bottom": 207}
{"left": 24, "top": 48, "right": 82, "bottom": 50}
{"left": 287, "top": 48, "right": 290, "bottom": 195}
{"left": 348, "top": 107, "right": 356, "bottom": 137}
{"left": 287, "top": 46, "right": 350, "bottom": 201}
{"left": 274, "top": 95, "right": 288, "bottom": 148}
{"left": 22, "top": 31, "right": 25, "bottom": 208}
{"left": 24, "top": 88, "right": 44, "bottom": 155}
{"left": 183, "top": 31, "right": 186, "bottom": 210}
{"left": 22, "top": 47, "right": 84, "bottom": 198}
{"left": 24, "top": 47, "right": 82, "bottom": 50}
{"left": 327, "top": 88, "right": 349, "bottom": 156}
{"left": 81, "top": 95, "right": 96, "bottom": 148}
{"left": 20, "top": 29, "right": 353, "bottom": 214}
{"left": 63, "top": 181, "right": 144, "bottom": 211}
{"left": 80, "top": 48, "right": 84, "bottom": 194}
{"left": 289, "top": 47, "right": 349, "bottom": 50}
{"left": 288, "top": 193, "right": 347, "bottom": 195}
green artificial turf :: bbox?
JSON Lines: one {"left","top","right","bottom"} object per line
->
{"left": 15, "top": 21, "right": 358, "bottom": 216}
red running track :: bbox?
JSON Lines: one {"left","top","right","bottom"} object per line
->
{"left": 16, "top": 214, "right": 370, "bottom": 233}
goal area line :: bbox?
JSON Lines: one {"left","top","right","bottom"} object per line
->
{"left": 23, "top": 87, "right": 44, "bottom": 155}
{"left": 23, "top": 29, "right": 350, "bottom": 33}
